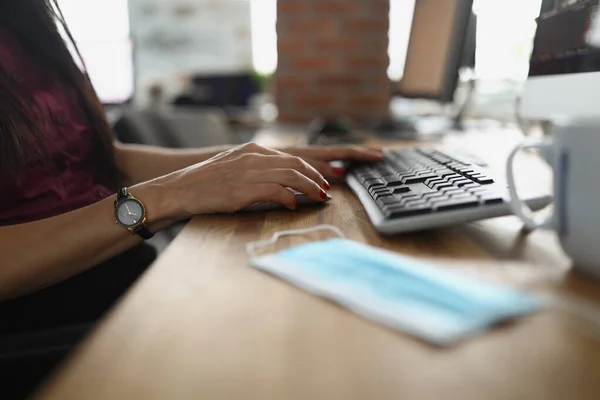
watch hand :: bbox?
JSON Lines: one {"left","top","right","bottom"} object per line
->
{"left": 125, "top": 204, "right": 133, "bottom": 215}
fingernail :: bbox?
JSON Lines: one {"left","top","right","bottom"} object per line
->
{"left": 294, "top": 199, "right": 299, "bottom": 209}
{"left": 320, "top": 190, "right": 327, "bottom": 200}
{"left": 324, "top": 181, "right": 331, "bottom": 190}
{"left": 332, "top": 167, "right": 345, "bottom": 176}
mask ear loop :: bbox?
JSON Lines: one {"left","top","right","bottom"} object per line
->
{"left": 246, "top": 225, "right": 346, "bottom": 258}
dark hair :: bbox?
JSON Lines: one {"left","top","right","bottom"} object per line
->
{"left": 0, "top": 0, "right": 122, "bottom": 188}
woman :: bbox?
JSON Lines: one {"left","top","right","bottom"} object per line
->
{"left": 0, "top": 0, "right": 382, "bottom": 328}
{"left": 0, "top": 2, "right": 383, "bottom": 396}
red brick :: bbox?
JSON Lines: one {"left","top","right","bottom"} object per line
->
{"left": 372, "top": 77, "right": 393, "bottom": 90}
{"left": 316, "top": 38, "right": 360, "bottom": 51}
{"left": 317, "top": 74, "right": 362, "bottom": 87}
{"left": 372, "top": 1, "right": 390, "bottom": 14}
{"left": 359, "top": 39, "right": 390, "bottom": 55}
{"left": 345, "top": 19, "right": 386, "bottom": 32}
{"left": 292, "top": 57, "right": 335, "bottom": 71}
{"left": 274, "top": 76, "right": 310, "bottom": 89}
{"left": 346, "top": 56, "right": 388, "bottom": 69}
{"left": 293, "top": 94, "right": 339, "bottom": 108}
{"left": 314, "top": 1, "right": 358, "bottom": 14}
{"left": 277, "top": 1, "right": 310, "bottom": 15}
{"left": 276, "top": 0, "right": 390, "bottom": 127}
{"left": 289, "top": 19, "right": 337, "bottom": 35}
{"left": 348, "top": 95, "right": 390, "bottom": 109}
{"left": 277, "top": 39, "right": 310, "bottom": 54}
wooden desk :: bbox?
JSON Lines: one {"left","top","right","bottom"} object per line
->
{"left": 37, "top": 129, "right": 600, "bottom": 400}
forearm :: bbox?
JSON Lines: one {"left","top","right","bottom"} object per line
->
{"left": 115, "top": 142, "right": 234, "bottom": 183}
{"left": 0, "top": 184, "right": 167, "bottom": 300}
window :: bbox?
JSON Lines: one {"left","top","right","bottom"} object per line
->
{"left": 473, "top": 0, "right": 542, "bottom": 81}
{"left": 250, "top": 0, "right": 277, "bottom": 75}
{"left": 57, "top": 0, "right": 133, "bottom": 103}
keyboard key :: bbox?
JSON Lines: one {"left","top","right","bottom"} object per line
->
{"left": 397, "top": 195, "right": 421, "bottom": 206}
{"left": 404, "top": 175, "right": 436, "bottom": 184}
{"left": 432, "top": 182, "right": 454, "bottom": 191}
{"left": 433, "top": 197, "right": 480, "bottom": 212}
{"left": 473, "top": 176, "right": 495, "bottom": 184}
{"left": 370, "top": 189, "right": 390, "bottom": 197}
{"left": 467, "top": 186, "right": 488, "bottom": 194}
{"left": 393, "top": 186, "right": 411, "bottom": 194}
{"left": 371, "top": 187, "right": 390, "bottom": 194}
{"left": 404, "top": 199, "right": 429, "bottom": 208}
{"left": 480, "top": 194, "right": 504, "bottom": 204}
{"left": 422, "top": 192, "right": 447, "bottom": 201}
{"left": 369, "top": 187, "right": 389, "bottom": 194}
{"left": 367, "top": 181, "right": 386, "bottom": 190}
{"left": 386, "top": 205, "right": 432, "bottom": 218}
{"left": 445, "top": 173, "right": 463, "bottom": 180}
{"left": 455, "top": 167, "right": 474, "bottom": 173}
{"left": 439, "top": 170, "right": 457, "bottom": 178}
{"left": 386, "top": 180, "right": 405, "bottom": 187}
{"left": 457, "top": 181, "right": 476, "bottom": 188}
{"left": 453, "top": 180, "right": 474, "bottom": 187}
{"left": 443, "top": 188, "right": 468, "bottom": 197}
{"left": 425, "top": 177, "right": 445, "bottom": 188}
{"left": 450, "top": 193, "right": 479, "bottom": 202}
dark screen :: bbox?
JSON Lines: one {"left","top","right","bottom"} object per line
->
{"left": 529, "top": 0, "right": 600, "bottom": 77}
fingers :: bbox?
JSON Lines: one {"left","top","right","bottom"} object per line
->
{"left": 244, "top": 183, "right": 298, "bottom": 210}
{"left": 305, "top": 160, "right": 347, "bottom": 180}
{"left": 323, "top": 146, "right": 384, "bottom": 162}
{"left": 239, "top": 154, "right": 329, "bottom": 190}
{"left": 248, "top": 169, "right": 326, "bottom": 203}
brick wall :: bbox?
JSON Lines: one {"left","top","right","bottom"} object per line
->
{"left": 275, "top": 0, "right": 391, "bottom": 126}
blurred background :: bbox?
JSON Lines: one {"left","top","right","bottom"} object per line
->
{"left": 57, "top": 0, "right": 544, "bottom": 141}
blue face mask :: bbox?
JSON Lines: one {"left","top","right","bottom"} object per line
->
{"left": 247, "top": 226, "right": 546, "bottom": 346}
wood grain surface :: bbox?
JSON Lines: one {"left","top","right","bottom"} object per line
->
{"left": 36, "top": 128, "right": 600, "bottom": 400}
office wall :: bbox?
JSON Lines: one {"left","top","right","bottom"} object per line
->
{"left": 275, "top": 0, "right": 391, "bottom": 125}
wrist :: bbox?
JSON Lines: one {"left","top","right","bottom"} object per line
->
{"left": 129, "top": 181, "right": 178, "bottom": 232}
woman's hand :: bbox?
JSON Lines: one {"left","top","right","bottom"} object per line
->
{"left": 135, "top": 143, "right": 331, "bottom": 229}
{"left": 283, "top": 145, "right": 384, "bottom": 180}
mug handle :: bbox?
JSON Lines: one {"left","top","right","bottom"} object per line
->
{"left": 506, "top": 139, "right": 554, "bottom": 230}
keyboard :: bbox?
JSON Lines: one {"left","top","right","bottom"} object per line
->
{"left": 346, "top": 147, "right": 552, "bottom": 234}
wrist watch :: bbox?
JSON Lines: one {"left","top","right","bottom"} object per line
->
{"left": 114, "top": 188, "right": 155, "bottom": 240}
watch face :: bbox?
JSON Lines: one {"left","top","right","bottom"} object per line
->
{"left": 116, "top": 199, "right": 144, "bottom": 228}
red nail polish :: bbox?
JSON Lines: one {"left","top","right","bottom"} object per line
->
{"left": 333, "top": 167, "right": 345, "bottom": 176}
{"left": 324, "top": 181, "right": 331, "bottom": 190}
{"left": 294, "top": 199, "right": 299, "bottom": 209}
{"left": 320, "top": 190, "right": 327, "bottom": 200}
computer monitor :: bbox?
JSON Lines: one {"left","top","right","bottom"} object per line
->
{"left": 522, "top": 0, "right": 600, "bottom": 119}
{"left": 398, "top": 0, "right": 475, "bottom": 103}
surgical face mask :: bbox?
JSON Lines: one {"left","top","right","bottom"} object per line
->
{"left": 247, "top": 226, "right": 546, "bottom": 346}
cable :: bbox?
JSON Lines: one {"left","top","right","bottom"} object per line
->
{"left": 452, "top": 76, "right": 477, "bottom": 131}
{"left": 514, "top": 93, "right": 528, "bottom": 137}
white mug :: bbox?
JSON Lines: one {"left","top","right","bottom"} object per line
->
{"left": 506, "top": 118, "right": 600, "bottom": 277}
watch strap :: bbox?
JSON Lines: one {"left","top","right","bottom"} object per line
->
{"left": 133, "top": 225, "right": 155, "bottom": 240}
{"left": 116, "top": 187, "right": 129, "bottom": 203}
